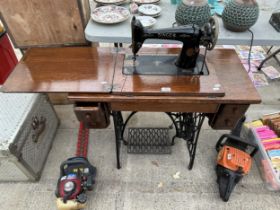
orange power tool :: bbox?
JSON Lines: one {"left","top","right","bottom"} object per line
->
{"left": 215, "top": 117, "right": 258, "bottom": 202}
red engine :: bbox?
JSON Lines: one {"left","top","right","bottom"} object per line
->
{"left": 58, "top": 174, "right": 82, "bottom": 202}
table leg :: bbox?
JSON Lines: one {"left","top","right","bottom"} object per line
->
{"left": 258, "top": 48, "right": 280, "bottom": 70}
{"left": 121, "top": 111, "right": 137, "bottom": 146}
{"left": 187, "top": 113, "right": 205, "bottom": 169}
{"left": 166, "top": 113, "right": 205, "bottom": 170}
{"left": 112, "top": 111, "right": 124, "bottom": 169}
{"left": 113, "top": 111, "right": 205, "bottom": 170}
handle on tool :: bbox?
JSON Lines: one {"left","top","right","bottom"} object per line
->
{"left": 215, "top": 115, "right": 246, "bottom": 151}
{"left": 231, "top": 116, "right": 246, "bottom": 137}
{"left": 215, "top": 134, "right": 258, "bottom": 157}
{"left": 31, "top": 116, "right": 46, "bottom": 143}
{"left": 60, "top": 157, "right": 90, "bottom": 176}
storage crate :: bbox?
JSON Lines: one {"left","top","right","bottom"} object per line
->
{"left": 248, "top": 128, "right": 280, "bottom": 191}
{"left": 0, "top": 93, "right": 59, "bottom": 181}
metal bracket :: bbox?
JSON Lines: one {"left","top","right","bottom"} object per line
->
{"left": 166, "top": 112, "right": 205, "bottom": 170}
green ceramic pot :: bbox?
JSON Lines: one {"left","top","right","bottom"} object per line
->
{"left": 175, "top": 0, "right": 211, "bottom": 27}
{"left": 222, "top": 0, "right": 259, "bottom": 32}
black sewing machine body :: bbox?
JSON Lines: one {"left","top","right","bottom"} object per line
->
{"left": 127, "top": 16, "right": 218, "bottom": 76}
{"left": 123, "top": 54, "right": 208, "bottom": 76}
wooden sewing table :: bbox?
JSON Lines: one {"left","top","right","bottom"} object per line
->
{"left": 3, "top": 47, "right": 261, "bottom": 169}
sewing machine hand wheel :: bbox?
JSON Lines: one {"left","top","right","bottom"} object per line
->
{"left": 206, "top": 16, "right": 219, "bottom": 50}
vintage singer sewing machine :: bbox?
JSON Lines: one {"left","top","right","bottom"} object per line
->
{"left": 128, "top": 16, "right": 218, "bottom": 75}
{"left": 3, "top": 18, "right": 261, "bottom": 170}
{"left": 119, "top": 16, "right": 224, "bottom": 97}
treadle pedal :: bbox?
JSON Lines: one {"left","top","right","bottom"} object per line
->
{"left": 127, "top": 128, "right": 171, "bottom": 154}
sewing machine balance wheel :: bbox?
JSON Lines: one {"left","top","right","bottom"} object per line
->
{"left": 207, "top": 16, "right": 219, "bottom": 50}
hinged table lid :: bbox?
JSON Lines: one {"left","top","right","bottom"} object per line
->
{"left": 3, "top": 47, "right": 120, "bottom": 93}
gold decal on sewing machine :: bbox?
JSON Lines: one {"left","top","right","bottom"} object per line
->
{"left": 157, "top": 33, "right": 175, "bottom": 39}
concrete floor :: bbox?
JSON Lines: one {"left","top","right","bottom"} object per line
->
{"left": 0, "top": 51, "right": 280, "bottom": 209}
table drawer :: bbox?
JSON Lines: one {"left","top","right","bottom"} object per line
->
{"left": 74, "top": 102, "right": 110, "bottom": 128}
{"left": 209, "top": 104, "right": 249, "bottom": 129}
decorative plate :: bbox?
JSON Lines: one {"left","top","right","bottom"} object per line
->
{"left": 139, "top": 12, "right": 161, "bottom": 18}
{"left": 91, "top": 5, "right": 130, "bottom": 24}
{"left": 138, "top": 4, "right": 161, "bottom": 16}
{"left": 134, "top": 0, "right": 160, "bottom": 4}
{"left": 136, "top": 16, "right": 157, "bottom": 28}
{"left": 94, "top": 0, "right": 127, "bottom": 5}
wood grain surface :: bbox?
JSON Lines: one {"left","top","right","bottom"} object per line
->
{"left": 4, "top": 47, "right": 261, "bottom": 104}
{"left": 112, "top": 50, "right": 225, "bottom": 97}
{"left": 110, "top": 102, "right": 219, "bottom": 113}
{"left": 2, "top": 46, "right": 261, "bottom": 129}
{"left": 0, "top": 0, "right": 88, "bottom": 48}
{"left": 68, "top": 48, "right": 261, "bottom": 105}
{"left": 67, "top": 47, "right": 260, "bottom": 129}
{"left": 3, "top": 47, "right": 119, "bottom": 93}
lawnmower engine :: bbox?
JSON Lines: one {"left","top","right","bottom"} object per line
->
{"left": 215, "top": 117, "right": 258, "bottom": 202}
{"left": 55, "top": 157, "right": 96, "bottom": 210}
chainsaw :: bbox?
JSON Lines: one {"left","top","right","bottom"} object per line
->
{"left": 215, "top": 116, "right": 258, "bottom": 202}
{"left": 55, "top": 123, "right": 96, "bottom": 210}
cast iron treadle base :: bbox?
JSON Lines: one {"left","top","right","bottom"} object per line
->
{"left": 112, "top": 111, "right": 205, "bottom": 169}
{"left": 127, "top": 128, "right": 171, "bottom": 154}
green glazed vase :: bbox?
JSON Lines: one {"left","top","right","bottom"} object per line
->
{"left": 222, "top": 0, "right": 259, "bottom": 32}
{"left": 175, "top": 0, "right": 211, "bottom": 27}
